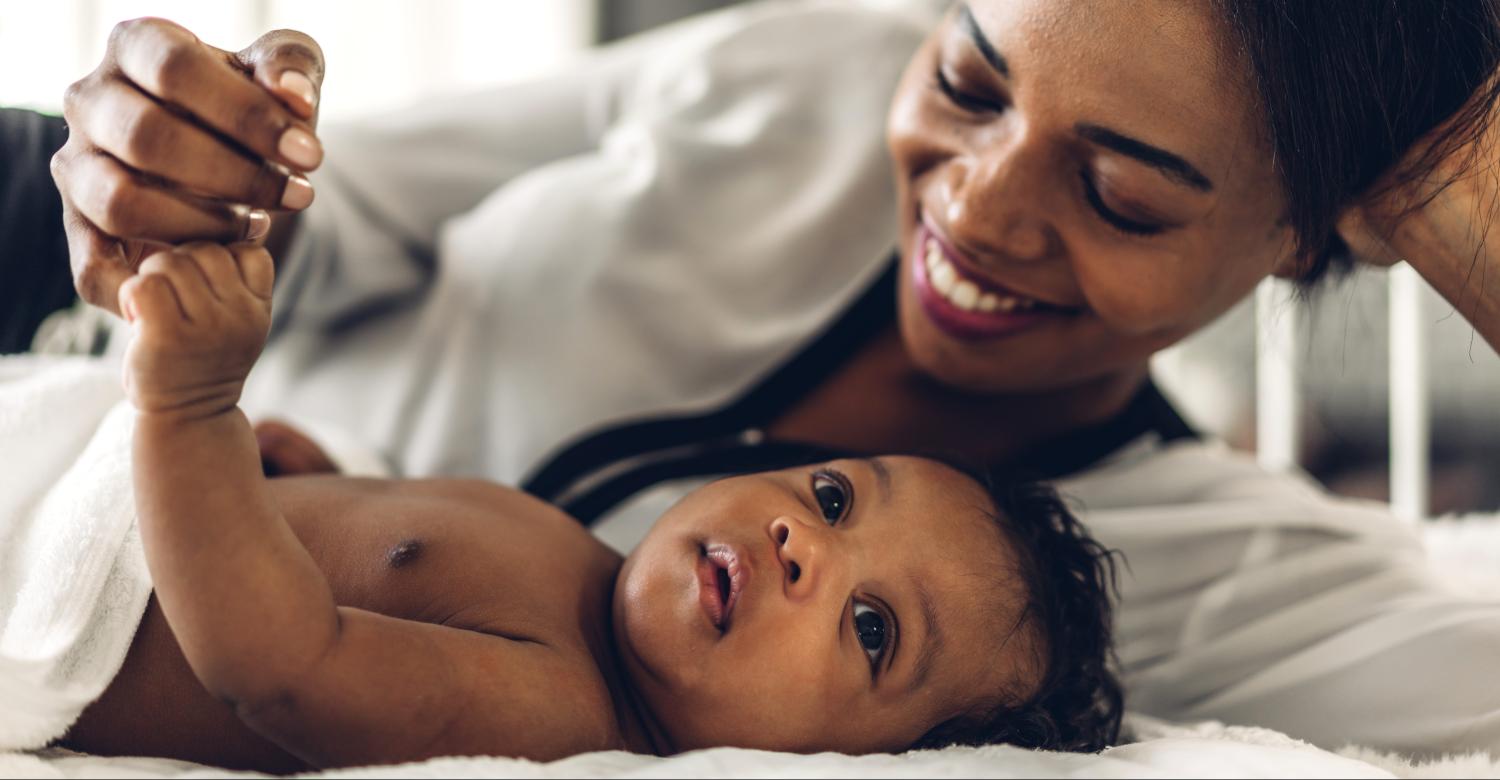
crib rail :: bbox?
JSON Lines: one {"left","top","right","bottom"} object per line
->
{"left": 1254, "top": 268, "right": 1430, "bottom": 522}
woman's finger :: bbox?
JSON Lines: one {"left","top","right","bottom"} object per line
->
{"left": 237, "top": 29, "right": 325, "bottom": 123}
{"left": 109, "top": 18, "right": 324, "bottom": 174}
{"left": 59, "top": 147, "right": 268, "bottom": 245}
{"left": 60, "top": 203, "right": 137, "bottom": 316}
{"left": 70, "top": 76, "right": 307, "bottom": 210}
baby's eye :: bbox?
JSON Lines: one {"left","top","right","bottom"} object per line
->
{"left": 811, "top": 469, "right": 851, "bottom": 524}
{"left": 853, "top": 603, "right": 888, "bottom": 665}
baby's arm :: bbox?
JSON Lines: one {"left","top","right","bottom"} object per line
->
{"left": 121, "top": 244, "right": 335, "bottom": 705}
{"left": 121, "top": 244, "right": 606, "bottom": 766}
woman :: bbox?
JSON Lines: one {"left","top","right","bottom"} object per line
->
{"left": 13, "top": 0, "right": 1500, "bottom": 759}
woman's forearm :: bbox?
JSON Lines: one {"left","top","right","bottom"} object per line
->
{"left": 134, "top": 408, "right": 341, "bottom": 707}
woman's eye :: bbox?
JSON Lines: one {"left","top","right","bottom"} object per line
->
{"left": 853, "top": 603, "right": 889, "bottom": 666}
{"left": 1080, "top": 172, "right": 1166, "bottom": 237}
{"left": 934, "top": 67, "right": 1001, "bottom": 114}
{"left": 811, "top": 470, "right": 851, "bottom": 524}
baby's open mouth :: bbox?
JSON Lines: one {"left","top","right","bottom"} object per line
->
{"left": 697, "top": 543, "right": 746, "bottom": 633}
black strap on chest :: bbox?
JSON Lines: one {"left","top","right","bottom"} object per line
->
{"left": 521, "top": 252, "right": 1198, "bottom": 526}
{"left": 521, "top": 256, "right": 900, "bottom": 504}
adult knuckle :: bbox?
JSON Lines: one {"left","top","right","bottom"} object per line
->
{"left": 108, "top": 18, "right": 143, "bottom": 51}
{"left": 150, "top": 39, "right": 197, "bottom": 99}
{"left": 61, "top": 77, "right": 90, "bottom": 120}
{"left": 245, "top": 161, "right": 284, "bottom": 206}
{"left": 119, "top": 103, "right": 167, "bottom": 166}
{"left": 94, "top": 166, "right": 137, "bottom": 235}
{"left": 234, "top": 98, "right": 281, "bottom": 145}
{"left": 274, "top": 36, "right": 323, "bottom": 69}
{"left": 74, "top": 260, "right": 105, "bottom": 303}
{"left": 49, "top": 145, "right": 71, "bottom": 187}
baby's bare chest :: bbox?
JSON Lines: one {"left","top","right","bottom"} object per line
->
{"left": 272, "top": 476, "right": 623, "bottom": 642}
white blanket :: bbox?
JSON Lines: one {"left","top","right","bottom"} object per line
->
{"left": 0, "top": 357, "right": 150, "bottom": 752}
{"left": 4, "top": 715, "right": 1498, "bottom": 778}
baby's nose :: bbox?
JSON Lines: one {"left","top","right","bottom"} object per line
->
{"left": 770, "top": 516, "right": 820, "bottom": 597}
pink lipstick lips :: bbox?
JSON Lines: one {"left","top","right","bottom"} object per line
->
{"left": 912, "top": 222, "right": 1079, "bottom": 342}
{"left": 697, "top": 543, "right": 747, "bottom": 632}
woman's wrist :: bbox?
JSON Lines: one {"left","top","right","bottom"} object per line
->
{"left": 1382, "top": 169, "right": 1500, "bottom": 314}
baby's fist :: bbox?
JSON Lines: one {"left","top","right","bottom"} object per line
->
{"left": 120, "top": 242, "right": 274, "bottom": 417}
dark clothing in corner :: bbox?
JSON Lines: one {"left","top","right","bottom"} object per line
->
{"left": 0, "top": 108, "right": 74, "bottom": 354}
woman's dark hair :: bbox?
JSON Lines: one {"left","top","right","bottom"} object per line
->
{"left": 1215, "top": 1, "right": 1500, "bottom": 284}
{"left": 910, "top": 468, "right": 1123, "bottom": 754}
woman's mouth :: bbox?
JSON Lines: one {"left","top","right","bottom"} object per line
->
{"left": 912, "top": 223, "right": 1080, "bottom": 342}
{"left": 697, "top": 543, "right": 747, "bottom": 633}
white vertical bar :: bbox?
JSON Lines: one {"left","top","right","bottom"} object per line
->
{"left": 1389, "top": 263, "right": 1429, "bottom": 522}
{"left": 1256, "top": 278, "right": 1300, "bottom": 471}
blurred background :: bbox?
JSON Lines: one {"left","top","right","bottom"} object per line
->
{"left": 0, "top": 0, "right": 770, "bottom": 121}
{"left": 5, "top": 0, "right": 1500, "bottom": 514}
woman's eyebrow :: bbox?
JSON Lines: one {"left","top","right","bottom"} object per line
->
{"left": 958, "top": 3, "right": 1010, "bottom": 79}
{"left": 1074, "top": 124, "right": 1216, "bottom": 192}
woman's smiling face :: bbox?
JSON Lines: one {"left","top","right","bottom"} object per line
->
{"left": 889, "top": 0, "right": 1297, "bottom": 393}
{"left": 613, "top": 457, "right": 1037, "bottom": 754}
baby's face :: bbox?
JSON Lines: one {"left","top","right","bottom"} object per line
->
{"left": 614, "top": 457, "right": 1037, "bottom": 754}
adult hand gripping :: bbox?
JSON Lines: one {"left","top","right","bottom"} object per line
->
{"left": 51, "top": 18, "right": 324, "bottom": 316}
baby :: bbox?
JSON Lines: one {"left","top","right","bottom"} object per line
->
{"left": 59, "top": 242, "right": 1122, "bottom": 771}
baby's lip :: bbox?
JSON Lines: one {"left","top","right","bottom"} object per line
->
{"left": 697, "top": 543, "right": 748, "bottom": 633}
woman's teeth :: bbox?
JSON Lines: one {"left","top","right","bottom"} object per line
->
{"left": 923, "top": 238, "right": 1037, "bottom": 313}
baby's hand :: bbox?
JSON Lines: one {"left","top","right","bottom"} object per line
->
{"left": 119, "top": 242, "right": 274, "bottom": 418}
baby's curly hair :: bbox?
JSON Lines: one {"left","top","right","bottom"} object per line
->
{"left": 910, "top": 473, "right": 1123, "bottom": 754}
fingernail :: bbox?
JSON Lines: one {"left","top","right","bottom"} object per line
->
{"left": 280, "top": 175, "right": 314, "bottom": 210}
{"left": 246, "top": 208, "right": 271, "bottom": 241}
{"left": 278, "top": 127, "right": 322, "bottom": 170}
{"left": 279, "top": 70, "right": 317, "bottom": 111}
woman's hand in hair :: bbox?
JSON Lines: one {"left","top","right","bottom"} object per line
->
{"left": 1348, "top": 93, "right": 1500, "bottom": 350}
{"left": 50, "top": 19, "right": 325, "bottom": 316}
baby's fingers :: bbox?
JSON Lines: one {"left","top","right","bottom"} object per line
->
{"left": 119, "top": 269, "right": 187, "bottom": 328}
{"left": 138, "top": 249, "right": 215, "bottom": 321}
{"left": 227, "top": 243, "right": 275, "bottom": 300}
{"left": 176, "top": 241, "right": 247, "bottom": 301}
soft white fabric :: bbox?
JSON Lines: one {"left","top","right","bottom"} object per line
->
{"left": 9, "top": 714, "right": 1498, "bottom": 778}
{"left": 0, "top": 358, "right": 149, "bottom": 751}
{"left": 1057, "top": 439, "right": 1500, "bottom": 759}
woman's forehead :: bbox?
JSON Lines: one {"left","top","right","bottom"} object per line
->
{"left": 958, "top": 0, "right": 1260, "bottom": 185}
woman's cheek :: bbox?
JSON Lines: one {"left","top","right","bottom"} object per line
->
{"left": 1071, "top": 248, "right": 1207, "bottom": 337}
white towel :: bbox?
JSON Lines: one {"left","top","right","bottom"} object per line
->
{"left": 0, "top": 354, "right": 393, "bottom": 753}
{"left": 0, "top": 357, "right": 150, "bottom": 751}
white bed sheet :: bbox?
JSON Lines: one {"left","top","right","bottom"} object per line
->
{"left": 7, "top": 716, "right": 1497, "bottom": 779}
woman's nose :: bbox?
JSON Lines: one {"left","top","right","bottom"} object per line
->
{"left": 769, "top": 516, "right": 820, "bottom": 598}
{"left": 943, "top": 136, "right": 1056, "bottom": 264}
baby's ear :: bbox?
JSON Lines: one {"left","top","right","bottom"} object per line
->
{"left": 255, "top": 419, "right": 338, "bottom": 477}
